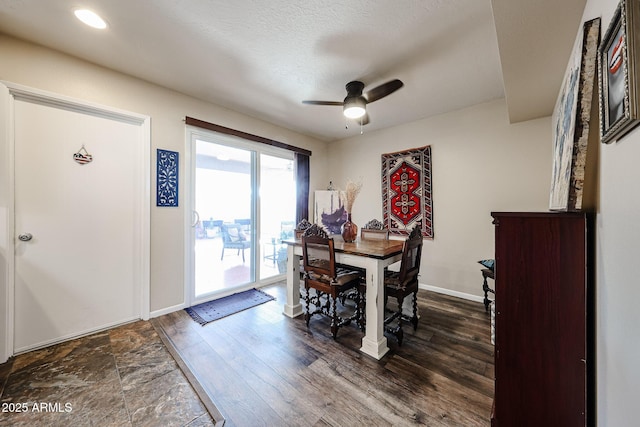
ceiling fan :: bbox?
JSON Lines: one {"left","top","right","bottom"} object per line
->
{"left": 302, "top": 79, "right": 404, "bottom": 125}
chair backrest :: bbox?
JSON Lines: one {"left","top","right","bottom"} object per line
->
{"left": 363, "top": 219, "right": 384, "bottom": 230}
{"left": 361, "top": 228, "right": 389, "bottom": 240}
{"left": 280, "top": 220, "right": 295, "bottom": 240}
{"left": 302, "top": 235, "right": 335, "bottom": 278}
{"left": 234, "top": 218, "right": 251, "bottom": 233}
{"left": 397, "top": 226, "right": 423, "bottom": 286}
{"left": 295, "top": 218, "right": 313, "bottom": 239}
{"left": 221, "top": 223, "right": 246, "bottom": 243}
{"left": 361, "top": 218, "right": 389, "bottom": 240}
{"left": 301, "top": 223, "right": 328, "bottom": 238}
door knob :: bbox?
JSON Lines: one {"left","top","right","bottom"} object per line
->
{"left": 18, "top": 233, "right": 33, "bottom": 242}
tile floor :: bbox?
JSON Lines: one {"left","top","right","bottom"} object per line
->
{"left": 0, "top": 321, "right": 214, "bottom": 426}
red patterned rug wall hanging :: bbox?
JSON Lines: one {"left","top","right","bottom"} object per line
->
{"left": 381, "top": 146, "right": 433, "bottom": 239}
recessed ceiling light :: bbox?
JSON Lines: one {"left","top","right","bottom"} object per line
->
{"left": 74, "top": 9, "right": 107, "bottom": 29}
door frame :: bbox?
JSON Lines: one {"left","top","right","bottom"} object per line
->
{"left": 0, "top": 82, "right": 150, "bottom": 362}
{"left": 184, "top": 127, "right": 292, "bottom": 306}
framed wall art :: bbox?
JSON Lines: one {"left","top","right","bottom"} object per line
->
{"left": 549, "top": 18, "right": 600, "bottom": 211}
{"left": 313, "top": 190, "right": 345, "bottom": 235}
{"left": 598, "top": 0, "right": 640, "bottom": 144}
{"left": 156, "top": 149, "right": 179, "bottom": 207}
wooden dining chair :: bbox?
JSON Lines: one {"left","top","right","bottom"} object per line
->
{"left": 384, "top": 225, "right": 423, "bottom": 345}
{"left": 332, "top": 218, "right": 389, "bottom": 331}
{"left": 302, "top": 229, "right": 364, "bottom": 339}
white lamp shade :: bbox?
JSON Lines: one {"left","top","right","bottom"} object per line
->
{"left": 343, "top": 97, "right": 366, "bottom": 118}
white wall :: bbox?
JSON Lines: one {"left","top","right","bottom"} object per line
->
{"left": 581, "top": 0, "right": 640, "bottom": 424}
{"left": 0, "top": 34, "right": 329, "bottom": 315}
{"left": 327, "top": 99, "right": 552, "bottom": 298}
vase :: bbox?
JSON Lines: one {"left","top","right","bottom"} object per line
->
{"left": 341, "top": 213, "right": 358, "bottom": 243}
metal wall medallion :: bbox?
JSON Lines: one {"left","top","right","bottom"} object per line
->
{"left": 73, "top": 145, "right": 93, "bottom": 165}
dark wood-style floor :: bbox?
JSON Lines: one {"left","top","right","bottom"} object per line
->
{"left": 152, "top": 281, "right": 495, "bottom": 426}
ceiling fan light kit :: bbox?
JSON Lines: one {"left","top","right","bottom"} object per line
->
{"left": 302, "top": 79, "right": 403, "bottom": 126}
{"left": 343, "top": 97, "right": 366, "bottom": 118}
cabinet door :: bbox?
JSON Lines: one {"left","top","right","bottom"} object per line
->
{"left": 493, "top": 213, "right": 587, "bottom": 426}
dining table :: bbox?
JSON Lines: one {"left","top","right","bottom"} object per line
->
{"left": 282, "top": 236, "right": 405, "bottom": 360}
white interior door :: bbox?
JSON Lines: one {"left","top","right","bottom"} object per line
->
{"left": 13, "top": 96, "right": 148, "bottom": 353}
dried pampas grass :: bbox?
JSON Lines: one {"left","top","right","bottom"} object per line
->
{"left": 340, "top": 179, "right": 363, "bottom": 213}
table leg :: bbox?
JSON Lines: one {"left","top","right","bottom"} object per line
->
{"left": 360, "top": 260, "right": 390, "bottom": 359}
{"left": 283, "top": 244, "right": 302, "bottom": 318}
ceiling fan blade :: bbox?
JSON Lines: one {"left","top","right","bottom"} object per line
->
{"left": 302, "top": 100, "right": 343, "bottom": 106}
{"left": 364, "top": 79, "right": 404, "bottom": 103}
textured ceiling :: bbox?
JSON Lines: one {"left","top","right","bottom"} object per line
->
{"left": 0, "top": 0, "right": 586, "bottom": 141}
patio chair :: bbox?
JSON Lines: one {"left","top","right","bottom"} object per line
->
{"left": 220, "top": 223, "right": 251, "bottom": 262}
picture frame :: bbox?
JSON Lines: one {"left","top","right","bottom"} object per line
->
{"left": 598, "top": 0, "right": 640, "bottom": 144}
{"left": 549, "top": 18, "right": 600, "bottom": 211}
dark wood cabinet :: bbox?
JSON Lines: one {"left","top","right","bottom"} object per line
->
{"left": 490, "top": 212, "right": 593, "bottom": 427}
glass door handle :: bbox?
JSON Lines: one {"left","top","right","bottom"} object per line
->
{"left": 192, "top": 210, "right": 200, "bottom": 228}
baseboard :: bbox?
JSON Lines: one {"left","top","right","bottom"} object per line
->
{"left": 13, "top": 316, "right": 142, "bottom": 356}
{"left": 150, "top": 280, "right": 283, "bottom": 319}
{"left": 152, "top": 282, "right": 484, "bottom": 317}
{"left": 150, "top": 303, "right": 186, "bottom": 318}
{"left": 419, "top": 283, "right": 484, "bottom": 303}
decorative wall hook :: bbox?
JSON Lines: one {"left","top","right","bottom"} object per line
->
{"left": 73, "top": 145, "right": 93, "bottom": 165}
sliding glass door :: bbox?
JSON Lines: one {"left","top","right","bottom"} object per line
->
{"left": 193, "top": 140, "right": 254, "bottom": 299}
{"left": 187, "top": 129, "right": 295, "bottom": 304}
{"left": 259, "top": 154, "right": 296, "bottom": 280}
